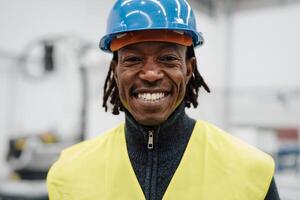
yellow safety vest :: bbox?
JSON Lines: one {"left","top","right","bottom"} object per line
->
{"left": 47, "top": 120, "right": 274, "bottom": 200}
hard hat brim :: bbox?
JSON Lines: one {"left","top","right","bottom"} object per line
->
{"left": 109, "top": 30, "right": 193, "bottom": 52}
{"left": 100, "top": 28, "right": 204, "bottom": 53}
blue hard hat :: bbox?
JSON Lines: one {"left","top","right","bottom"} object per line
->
{"left": 99, "top": 0, "right": 204, "bottom": 52}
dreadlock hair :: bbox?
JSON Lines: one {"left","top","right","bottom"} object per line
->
{"left": 184, "top": 46, "right": 210, "bottom": 108}
{"left": 102, "top": 46, "right": 210, "bottom": 115}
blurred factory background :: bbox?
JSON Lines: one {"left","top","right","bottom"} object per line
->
{"left": 0, "top": 0, "right": 300, "bottom": 199}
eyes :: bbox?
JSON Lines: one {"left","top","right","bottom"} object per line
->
{"left": 121, "top": 55, "right": 181, "bottom": 66}
{"left": 159, "top": 55, "right": 180, "bottom": 62}
{"left": 123, "top": 56, "right": 143, "bottom": 63}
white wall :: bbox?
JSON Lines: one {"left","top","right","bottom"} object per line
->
{"left": 232, "top": 3, "right": 300, "bottom": 88}
{"left": 230, "top": 3, "right": 300, "bottom": 127}
{"left": 0, "top": 0, "right": 110, "bottom": 54}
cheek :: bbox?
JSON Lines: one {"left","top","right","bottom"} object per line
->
{"left": 115, "top": 69, "right": 130, "bottom": 87}
{"left": 169, "top": 70, "right": 188, "bottom": 102}
{"left": 166, "top": 69, "right": 187, "bottom": 89}
{"left": 115, "top": 70, "right": 135, "bottom": 101}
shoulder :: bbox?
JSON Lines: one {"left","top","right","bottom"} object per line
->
{"left": 194, "top": 120, "right": 275, "bottom": 171}
{"left": 193, "top": 120, "right": 275, "bottom": 198}
{"left": 57, "top": 123, "right": 124, "bottom": 164}
{"left": 47, "top": 123, "right": 125, "bottom": 184}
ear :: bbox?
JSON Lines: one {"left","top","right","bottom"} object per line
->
{"left": 185, "top": 56, "right": 196, "bottom": 84}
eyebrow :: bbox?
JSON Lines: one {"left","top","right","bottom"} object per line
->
{"left": 123, "top": 43, "right": 180, "bottom": 51}
{"left": 120, "top": 44, "right": 183, "bottom": 57}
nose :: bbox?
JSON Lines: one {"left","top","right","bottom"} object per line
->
{"left": 139, "top": 61, "right": 163, "bottom": 82}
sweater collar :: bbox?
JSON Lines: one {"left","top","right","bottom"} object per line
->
{"left": 124, "top": 102, "right": 194, "bottom": 150}
{"left": 125, "top": 102, "right": 186, "bottom": 131}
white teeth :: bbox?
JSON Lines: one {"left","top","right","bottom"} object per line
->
{"left": 137, "top": 93, "right": 166, "bottom": 101}
{"left": 146, "top": 93, "right": 150, "bottom": 100}
{"left": 151, "top": 93, "right": 156, "bottom": 100}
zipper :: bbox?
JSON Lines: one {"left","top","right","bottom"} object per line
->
{"left": 147, "top": 130, "right": 154, "bottom": 149}
{"left": 146, "top": 129, "right": 156, "bottom": 200}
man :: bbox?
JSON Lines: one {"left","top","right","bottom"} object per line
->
{"left": 47, "top": 0, "right": 280, "bottom": 199}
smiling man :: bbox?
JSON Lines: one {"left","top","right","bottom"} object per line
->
{"left": 47, "top": 0, "right": 280, "bottom": 199}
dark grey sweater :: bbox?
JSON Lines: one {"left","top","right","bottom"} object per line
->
{"left": 125, "top": 103, "right": 280, "bottom": 200}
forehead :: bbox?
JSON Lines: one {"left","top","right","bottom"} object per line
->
{"left": 118, "top": 42, "right": 187, "bottom": 55}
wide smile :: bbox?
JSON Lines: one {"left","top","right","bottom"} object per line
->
{"left": 131, "top": 89, "right": 171, "bottom": 106}
{"left": 137, "top": 92, "right": 167, "bottom": 102}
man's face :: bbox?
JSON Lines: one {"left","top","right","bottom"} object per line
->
{"left": 112, "top": 42, "right": 194, "bottom": 126}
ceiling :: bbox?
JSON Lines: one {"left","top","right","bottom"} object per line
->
{"left": 192, "top": 0, "right": 300, "bottom": 15}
